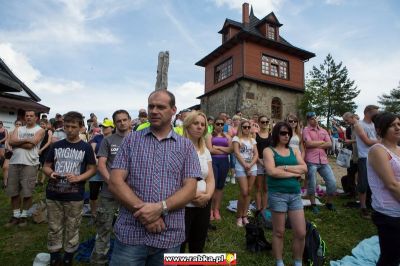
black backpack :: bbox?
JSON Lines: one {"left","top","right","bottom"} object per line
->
{"left": 303, "top": 221, "right": 326, "bottom": 266}
{"left": 245, "top": 222, "right": 272, "bottom": 252}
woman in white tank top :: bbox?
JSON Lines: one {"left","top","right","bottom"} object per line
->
{"left": 367, "top": 112, "right": 400, "bottom": 266}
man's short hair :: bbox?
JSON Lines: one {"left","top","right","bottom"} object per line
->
{"left": 112, "top": 109, "right": 131, "bottom": 122}
{"left": 63, "top": 111, "right": 84, "bottom": 127}
{"left": 342, "top": 112, "right": 354, "bottom": 119}
{"left": 25, "top": 110, "right": 36, "bottom": 116}
{"left": 148, "top": 89, "right": 176, "bottom": 108}
{"left": 364, "top": 105, "right": 379, "bottom": 114}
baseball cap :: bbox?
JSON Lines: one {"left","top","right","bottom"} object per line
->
{"left": 306, "top": 112, "right": 316, "bottom": 119}
{"left": 100, "top": 119, "right": 115, "bottom": 128}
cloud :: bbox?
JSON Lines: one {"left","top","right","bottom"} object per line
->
{"left": 325, "top": 0, "right": 344, "bottom": 5}
{"left": 212, "top": 0, "right": 285, "bottom": 16}
{"left": 0, "top": 43, "right": 82, "bottom": 94}
{"left": 0, "top": 0, "right": 142, "bottom": 45}
{"left": 169, "top": 81, "right": 203, "bottom": 110}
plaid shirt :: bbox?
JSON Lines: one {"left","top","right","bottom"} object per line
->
{"left": 303, "top": 125, "right": 330, "bottom": 165}
{"left": 111, "top": 127, "right": 201, "bottom": 248}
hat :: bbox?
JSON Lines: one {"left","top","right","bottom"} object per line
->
{"left": 306, "top": 112, "right": 316, "bottom": 119}
{"left": 100, "top": 119, "right": 115, "bottom": 128}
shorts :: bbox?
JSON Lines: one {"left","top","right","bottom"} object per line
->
{"left": 235, "top": 161, "right": 257, "bottom": 177}
{"left": 6, "top": 164, "right": 39, "bottom": 197}
{"left": 235, "top": 169, "right": 257, "bottom": 178}
{"left": 357, "top": 158, "right": 369, "bottom": 193}
{"left": 268, "top": 192, "right": 303, "bottom": 212}
{"left": 257, "top": 162, "right": 265, "bottom": 176}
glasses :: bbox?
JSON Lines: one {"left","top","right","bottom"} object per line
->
{"left": 242, "top": 126, "right": 251, "bottom": 129}
{"left": 215, "top": 123, "right": 224, "bottom": 126}
{"left": 288, "top": 120, "right": 298, "bottom": 123}
{"left": 15, "top": 124, "right": 22, "bottom": 126}
{"left": 260, "top": 120, "right": 269, "bottom": 124}
{"left": 279, "top": 131, "right": 289, "bottom": 136}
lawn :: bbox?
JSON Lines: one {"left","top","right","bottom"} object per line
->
{"left": 0, "top": 160, "right": 376, "bottom": 265}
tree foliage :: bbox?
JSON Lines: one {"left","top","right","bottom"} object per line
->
{"left": 299, "top": 54, "right": 360, "bottom": 127}
{"left": 378, "top": 82, "right": 400, "bottom": 113}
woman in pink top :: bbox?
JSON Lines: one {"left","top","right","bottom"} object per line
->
{"left": 368, "top": 112, "right": 400, "bottom": 266}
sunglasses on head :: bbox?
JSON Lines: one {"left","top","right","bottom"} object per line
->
{"left": 242, "top": 126, "right": 251, "bottom": 129}
{"left": 215, "top": 123, "right": 224, "bottom": 126}
{"left": 288, "top": 120, "right": 298, "bottom": 123}
{"left": 279, "top": 131, "right": 289, "bottom": 136}
{"left": 260, "top": 120, "right": 269, "bottom": 124}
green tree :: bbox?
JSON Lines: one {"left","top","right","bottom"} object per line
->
{"left": 378, "top": 82, "right": 400, "bottom": 113}
{"left": 299, "top": 54, "right": 360, "bottom": 127}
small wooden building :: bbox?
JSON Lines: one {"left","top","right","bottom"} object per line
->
{"left": 196, "top": 3, "right": 315, "bottom": 120}
{"left": 0, "top": 58, "right": 49, "bottom": 130}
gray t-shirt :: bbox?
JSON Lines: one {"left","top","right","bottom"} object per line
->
{"left": 97, "top": 132, "right": 125, "bottom": 198}
{"left": 356, "top": 120, "right": 377, "bottom": 159}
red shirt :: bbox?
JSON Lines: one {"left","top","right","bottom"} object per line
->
{"left": 302, "top": 125, "right": 330, "bottom": 164}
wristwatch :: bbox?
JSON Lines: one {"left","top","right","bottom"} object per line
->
{"left": 162, "top": 200, "right": 169, "bottom": 216}
{"left": 284, "top": 165, "right": 288, "bottom": 171}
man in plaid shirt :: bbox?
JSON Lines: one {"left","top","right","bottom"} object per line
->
{"left": 109, "top": 90, "right": 201, "bottom": 265}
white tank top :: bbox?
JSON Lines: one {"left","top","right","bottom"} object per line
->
{"left": 356, "top": 120, "right": 377, "bottom": 158}
{"left": 289, "top": 134, "right": 300, "bottom": 151}
{"left": 367, "top": 144, "right": 400, "bottom": 217}
{"left": 10, "top": 125, "right": 42, "bottom": 165}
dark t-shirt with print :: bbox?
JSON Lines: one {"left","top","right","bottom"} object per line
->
{"left": 45, "top": 139, "right": 96, "bottom": 201}
{"left": 97, "top": 133, "right": 125, "bottom": 198}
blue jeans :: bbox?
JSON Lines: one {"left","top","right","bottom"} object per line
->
{"left": 306, "top": 163, "right": 336, "bottom": 195}
{"left": 110, "top": 240, "right": 180, "bottom": 266}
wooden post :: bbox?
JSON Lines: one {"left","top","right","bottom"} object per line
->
{"left": 155, "top": 51, "right": 169, "bottom": 90}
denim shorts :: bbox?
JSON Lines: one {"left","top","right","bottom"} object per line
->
{"left": 257, "top": 162, "right": 265, "bottom": 176}
{"left": 235, "top": 169, "right": 257, "bottom": 178}
{"left": 268, "top": 192, "right": 303, "bottom": 212}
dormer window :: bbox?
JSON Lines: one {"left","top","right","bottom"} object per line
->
{"left": 267, "top": 25, "right": 275, "bottom": 40}
{"left": 262, "top": 55, "right": 288, "bottom": 80}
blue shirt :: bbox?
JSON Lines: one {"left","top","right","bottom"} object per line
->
{"left": 111, "top": 127, "right": 201, "bottom": 248}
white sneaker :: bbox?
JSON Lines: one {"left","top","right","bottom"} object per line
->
{"left": 231, "top": 176, "right": 236, "bottom": 184}
{"left": 236, "top": 217, "right": 243, "bottom": 227}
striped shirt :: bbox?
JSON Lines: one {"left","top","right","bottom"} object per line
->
{"left": 111, "top": 127, "right": 201, "bottom": 248}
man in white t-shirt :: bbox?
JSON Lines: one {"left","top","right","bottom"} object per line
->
{"left": 5, "top": 110, "right": 45, "bottom": 227}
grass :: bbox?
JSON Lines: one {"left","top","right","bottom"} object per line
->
{"left": 0, "top": 160, "right": 376, "bottom": 265}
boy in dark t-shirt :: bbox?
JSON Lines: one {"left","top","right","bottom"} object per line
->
{"left": 43, "top": 111, "right": 96, "bottom": 266}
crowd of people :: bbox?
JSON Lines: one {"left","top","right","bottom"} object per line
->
{"left": 0, "top": 90, "right": 399, "bottom": 266}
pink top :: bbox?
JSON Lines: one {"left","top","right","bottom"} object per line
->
{"left": 367, "top": 144, "right": 400, "bottom": 217}
{"left": 302, "top": 125, "right": 330, "bottom": 164}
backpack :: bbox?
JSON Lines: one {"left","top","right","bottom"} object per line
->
{"left": 244, "top": 222, "right": 272, "bottom": 252}
{"left": 303, "top": 221, "right": 326, "bottom": 266}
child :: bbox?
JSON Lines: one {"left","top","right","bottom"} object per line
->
{"left": 43, "top": 111, "right": 96, "bottom": 266}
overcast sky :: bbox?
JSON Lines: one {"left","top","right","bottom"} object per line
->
{"left": 0, "top": 0, "right": 399, "bottom": 120}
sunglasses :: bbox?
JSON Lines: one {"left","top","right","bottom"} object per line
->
{"left": 279, "top": 131, "right": 290, "bottom": 136}
{"left": 242, "top": 126, "right": 251, "bottom": 129}
{"left": 215, "top": 123, "right": 224, "bottom": 126}
{"left": 260, "top": 120, "right": 269, "bottom": 124}
{"left": 288, "top": 120, "right": 298, "bottom": 123}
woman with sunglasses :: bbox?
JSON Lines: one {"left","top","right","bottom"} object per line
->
{"left": 181, "top": 111, "right": 215, "bottom": 253}
{"left": 264, "top": 122, "right": 307, "bottom": 266}
{"left": 255, "top": 115, "right": 271, "bottom": 211}
{"left": 286, "top": 114, "right": 305, "bottom": 157}
{"left": 206, "top": 118, "right": 232, "bottom": 221}
{"left": 233, "top": 120, "right": 258, "bottom": 227}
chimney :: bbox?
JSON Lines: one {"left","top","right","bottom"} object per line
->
{"left": 242, "top": 3, "right": 249, "bottom": 25}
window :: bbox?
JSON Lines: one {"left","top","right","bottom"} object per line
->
{"left": 271, "top": 97, "right": 282, "bottom": 119}
{"left": 261, "top": 55, "right": 288, "bottom": 80}
{"left": 215, "top": 58, "right": 233, "bottom": 83}
{"left": 267, "top": 25, "right": 275, "bottom": 40}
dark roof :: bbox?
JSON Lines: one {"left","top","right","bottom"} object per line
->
{"left": 0, "top": 95, "right": 50, "bottom": 113}
{"left": 0, "top": 58, "right": 41, "bottom": 101}
{"left": 196, "top": 10, "right": 315, "bottom": 66}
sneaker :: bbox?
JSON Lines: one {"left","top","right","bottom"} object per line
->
{"left": 4, "top": 217, "right": 19, "bottom": 228}
{"left": 210, "top": 210, "right": 215, "bottom": 221}
{"left": 361, "top": 208, "right": 371, "bottom": 219}
{"left": 231, "top": 176, "right": 236, "bottom": 184}
{"left": 312, "top": 205, "right": 320, "bottom": 215}
{"left": 214, "top": 209, "right": 221, "bottom": 220}
{"left": 326, "top": 203, "right": 336, "bottom": 211}
{"left": 242, "top": 217, "right": 249, "bottom": 225}
{"left": 18, "top": 217, "right": 28, "bottom": 227}
{"left": 236, "top": 217, "right": 243, "bottom": 227}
